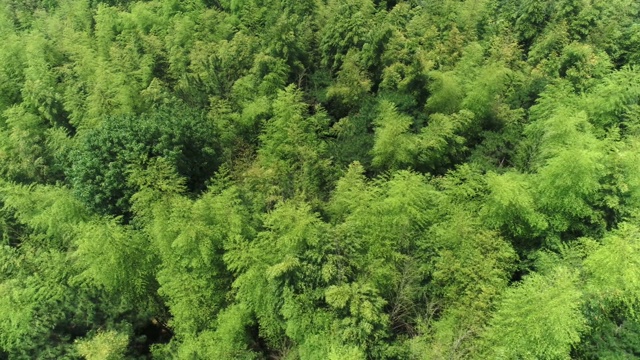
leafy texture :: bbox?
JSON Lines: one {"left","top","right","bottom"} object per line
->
{"left": 1, "top": 0, "right": 640, "bottom": 358}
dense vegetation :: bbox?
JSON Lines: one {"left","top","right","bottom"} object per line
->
{"left": 1, "top": 0, "right": 640, "bottom": 358}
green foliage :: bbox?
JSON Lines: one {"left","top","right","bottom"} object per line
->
{"left": 0, "top": 183, "right": 146, "bottom": 359}
{"left": 67, "top": 104, "right": 219, "bottom": 217}
{"left": 481, "top": 267, "right": 586, "bottom": 359}
{"left": 145, "top": 187, "right": 242, "bottom": 339}
{"left": 247, "top": 85, "right": 332, "bottom": 206}
{"left": 584, "top": 223, "right": 640, "bottom": 311}
{"left": 326, "top": 50, "right": 372, "bottom": 108}
{"left": 0, "top": 33, "right": 24, "bottom": 113}
{"left": 2, "top": 0, "right": 640, "bottom": 358}
{"left": 319, "top": 0, "right": 375, "bottom": 72}
{"left": 74, "top": 219, "right": 156, "bottom": 306}
{"left": 424, "top": 71, "right": 463, "bottom": 115}
{"left": 418, "top": 110, "right": 475, "bottom": 171}
{"left": 21, "top": 30, "right": 66, "bottom": 127}
{"left": 575, "top": 306, "right": 640, "bottom": 360}
{"left": 483, "top": 171, "right": 548, "bottom": 239}
{"left": 0, "top": 105, "right": 55, "bottom": 183}
{"left": 371, "top": 100, "right": 417, "bottom": 170}
{"left": 431, "top": 220, "right": 516, "bottom": 314}
{"left": 76, "top": 330, "right": 130, "bottom": 360}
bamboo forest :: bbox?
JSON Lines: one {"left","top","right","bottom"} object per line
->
{"left": 1, "top": 0, "right": 640, "bottom": 358}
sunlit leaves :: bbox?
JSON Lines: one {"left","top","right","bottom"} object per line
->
{"left": 0, "top": 106, "right": 51, "bottom": 183}
{"left": 145, "top": 186, "right": 245, "bottom": 339}
{"left": 76, "top": 330, "right": 130, "bottom": 360}
{"left": 248, "top": 85, "right": 331, "bottom": 205}
{"left": 74, "top": 219, "right": 156, "bottom": 306}
{"left": 483, "top": 171, "right": 548, "bottom": 239}
{"left": 482, "top": 267, "right": 586, "bottom": 360}
{"left": 2, "top": 0, "right": 640, "bottom": 358}
{"left": 21, "top": 31, "right": 65, "bottom": 126}
{"left": 584, "top": 223, "right": 640, "bottom": 311}
{"left": 0, "top": 33, "right": 24, "bottom": 114}
{"left": 371, "top": 100, "right": 417, "bottom": 170}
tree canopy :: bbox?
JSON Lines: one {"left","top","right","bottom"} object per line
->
{"left": 1, "top": 0, "right": 640, "bottom": 358}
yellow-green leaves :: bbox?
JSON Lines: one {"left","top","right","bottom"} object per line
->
{"left": 3, "top": 0, "right": 640, "bottom": 358}
{"left": 584, "top": 224, "right": 640, "bottom": 312}
{"left": 483, "top": 171, "right": 548, "bottom": 238}
{"left": 371, "top": 100, "right": 417, "bottom": 170}
{"left": 372, "top": 101, "right": 474, "bottom": 172}
{"left": 482, "top": 267, "right": 586, "bottom": 360}
{"left": 76, "top": 330, "right": 130, "bottom": 360}
{"left": 250, "top": 85, "right": 331, "bottom": 204}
